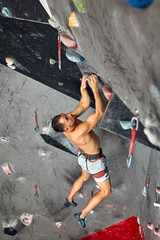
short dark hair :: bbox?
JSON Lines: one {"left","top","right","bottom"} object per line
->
{"left": 52, "top": 115, "right": 65, "bottom": 132}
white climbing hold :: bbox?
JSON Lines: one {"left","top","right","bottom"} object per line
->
{"left": 154, "top": 201, "right": 160, "bottom": 207}
{"left": 1, "top": 137, "right": 10, "bottom": 143}
{"left": 49, "top": 58, "right": 56, "bottom": 65}
{"left": 56, "top": 222, "right": 62, "bottom": 228}
{"left": 48, "top": 15, "right": 61, "bottom": 30}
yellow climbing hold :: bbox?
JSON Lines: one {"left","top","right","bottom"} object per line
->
{"left": 68, "top": 12, "right": 79, "bottom": 28}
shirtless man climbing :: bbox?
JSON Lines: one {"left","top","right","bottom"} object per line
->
{"left": 52, "top": 73, "right": 112, "bottom": 228}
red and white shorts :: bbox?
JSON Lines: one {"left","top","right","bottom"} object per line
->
{"left": 77, "top": 149, "right": 109, "bottom": 183}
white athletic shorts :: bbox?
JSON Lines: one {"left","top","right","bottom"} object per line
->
{"left": 77, "top": 148, "right": 109, "bottom": 183}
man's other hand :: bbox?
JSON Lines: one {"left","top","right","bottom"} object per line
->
{"left": 88, "top": 74, "right": 98, "bottom": 91}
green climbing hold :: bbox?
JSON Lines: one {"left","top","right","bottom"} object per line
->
{"left": 72, "top": 0, "right": 86, "bottom": 13}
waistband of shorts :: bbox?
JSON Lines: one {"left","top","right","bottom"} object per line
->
{"left": 78, "top": 148, "right": 104, "bottom": 161}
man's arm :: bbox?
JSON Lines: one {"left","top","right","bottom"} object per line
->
{"left": 70, "top": 74, "right": 91, "bottom": 118}
{"left": 75, "top": 74, "right": 104, "bottom": 136}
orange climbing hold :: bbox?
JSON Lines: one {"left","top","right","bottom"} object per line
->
{"left": 68, "top": 12, "right": 79, "bottom": 28}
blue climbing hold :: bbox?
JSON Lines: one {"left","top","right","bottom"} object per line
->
{"left": 2, "top": 7, "right": 12, "bottom": 17}
{"left": 65, "top": 49, "right": 85, "bottom": 63}
{"left": 120, "top": 121, "right": 131, "bottom": 130}
{"left": 124, "top": 0, "right": 153, "bottom": 8}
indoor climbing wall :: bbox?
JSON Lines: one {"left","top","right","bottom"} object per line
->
{"left": 0, "top": 0, "right": 160, "bottom": 239}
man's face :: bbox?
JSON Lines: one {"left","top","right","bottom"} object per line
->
{"left": 59, "top": 113, "right": 76, "bottom": 131}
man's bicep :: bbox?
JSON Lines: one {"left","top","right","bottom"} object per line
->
{"left": 77, "top": 113, "right": 99, "bottom": 135}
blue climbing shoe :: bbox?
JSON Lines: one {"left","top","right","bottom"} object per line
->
{"left": 64, "top": 198, "right": 77, "bottom": 208}
{"left": 74, "top": 213, "right": 86, "bottom": 228}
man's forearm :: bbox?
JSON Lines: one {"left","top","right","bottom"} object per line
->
{"left": 80, "top": 88, "right": 90, "bottom": 109}
{"left": 92, "top": 88, "right": 104, "bottom": 118}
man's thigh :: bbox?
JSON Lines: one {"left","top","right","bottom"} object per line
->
{"left": 81, "top": 168, "right": 91, "bottom": 181}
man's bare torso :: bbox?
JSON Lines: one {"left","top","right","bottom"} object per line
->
{"left": 63, "top": 119, "right": 100, "bottom": 155}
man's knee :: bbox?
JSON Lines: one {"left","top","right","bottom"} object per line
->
{"left": 98, "top": 180, "right": 112, "bottom": 198}
{"left": 102, "top": 187, "right": 112, "bottom": 198}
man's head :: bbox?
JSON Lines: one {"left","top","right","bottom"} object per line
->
{"left": 52, "top": 113, "right": 76, "bottom": 132}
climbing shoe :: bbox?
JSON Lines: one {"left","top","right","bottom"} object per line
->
{"left": 64, "top": 198, "right": 77, "bottom": 208}
{"left": 74, "top": 213, "right": 86, "bottom": 228}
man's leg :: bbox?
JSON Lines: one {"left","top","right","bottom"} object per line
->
{"left": 80, "top": 178, "right": 112, "bottom": 219}
{"left": 67, "top": 168, "right": 91, "bottom": 202}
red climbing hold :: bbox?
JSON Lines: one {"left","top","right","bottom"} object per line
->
{"left": 102, "top": 83, "right": 113, "bottom": 100}
{"left": 60, "top": 30, "right": 77, "bottom": 49}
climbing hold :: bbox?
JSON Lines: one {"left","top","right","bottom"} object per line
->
{"left": 102, "top": 83, "right": 113, "bottom": 100}
{"left": 17, "top": 176, "right": 25, "bottom": 182}
{"left": 5, "top": 57, "right": 16, "bottom": 69}
{"left": 156, "top": 187, "right": 160, "bottom": 194}
{"left": 41, "top": 150, "right": 47, "bottom": 156}
{"left": 2, "top": 7, "right": 12, "bottom": 17}
{"left": 124, "top": 0, "right": 153, "bottom": 8}
{"left": 120, "top": 121, "right": 131, "bottom": 130}
{"left": 105, "top": 205, "right": 115, "bottom": 209}
{"left": 72, "top": 0, "right": 86, "bottom": 13}
{"left": 66, "top": 49, "right": 85, "bottom": 63}
{"left": 48, "top": 15, "right": 60, "bottom": 30}
{"left": 60, "top": 30, "right": 77, "bottom": 49}
{"left": 2, "top": 163, "right": 13, "bottom": 175}
{"left": 154, "top": 228, "right": 160, "bottom": 237}
{"left": 147, "top": 223, "right": 154, "bottom": 230}
{"left": 49, "top": 58, "right": 56, "bottom": 65}
{"left": 1, "top": 137, "right": 10, "bottom": 143}
{"left": 20, "top": 213, "right": 33, "bottom": 226}
{"left": 90, "top": 210, "right": 95, "bottom": 215}
{"left": 2, "top": 217, "right": 25, "bottom": 236}
{"left": 154, "top": 201, "right": 160, "bottom": 207}
{"left": 5, "top": 57, "right": 14, "bottom": 65}
{"left": 56, "top": 222, "right": 62, "bottom": 228}
{"left": 68, "top": 12, "right": 79, "bottom": 28}
{"left": 79, "top": 193, "right": 84, "bottom": 198}
{"left": 58, "top": 82, "right": 64, "bottom": 86}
